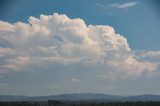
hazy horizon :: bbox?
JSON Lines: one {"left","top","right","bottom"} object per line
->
{"left": 1, "top": 93, "right": 160, "bottom": 97}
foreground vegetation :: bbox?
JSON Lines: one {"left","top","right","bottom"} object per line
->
{"left": 0, "top": 100, "right": 160, "bottom": 106}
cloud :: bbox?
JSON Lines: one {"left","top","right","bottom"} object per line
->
{"left": 109, "top": 1, "right": 138, "bottom": 10}
{"left": 72, "top": 78, "right": 81, "bottom": 83}
{"left": 96, "top": 3, "right": 106, "bottom": 9}
{"left": 0, "top": 13, "right": 159, "bottom": 78}
{"left": 135, "top": 51, "right": 160, "bottom": 62}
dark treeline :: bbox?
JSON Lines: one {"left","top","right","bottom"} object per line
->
{"left": 0, "top": 100, "right": 160, "bottom": 106}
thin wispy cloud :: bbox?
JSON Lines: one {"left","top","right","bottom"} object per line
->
{"left": 96, "top": 3, "right": 106, "bottom": 9}
{"left": 72, "top": 78, "right": 81, "bottom": 83}
{"left": 109, "top": 1, "right": 138, "bottom": 10}
{"left": 96, "top": 3, "right": 112, "bottom": 16}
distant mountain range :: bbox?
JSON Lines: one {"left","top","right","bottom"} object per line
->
{"left": 0, "top": 93, "right": 160, "bottom": 102}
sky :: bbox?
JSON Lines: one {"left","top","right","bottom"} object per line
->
{"left": 0, "top": 0, "right": 160, "bottom": 96}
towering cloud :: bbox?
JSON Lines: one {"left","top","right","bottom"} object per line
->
{"left": 0, "top": 13, "right": 159, "bottom": 77}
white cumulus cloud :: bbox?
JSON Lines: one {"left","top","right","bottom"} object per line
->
{"left": 0, "top": 13, "right": 159, "bottom": 78}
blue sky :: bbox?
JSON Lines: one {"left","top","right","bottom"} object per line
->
{"left": 0, "top": 0, "right": 160, "bottom": 96}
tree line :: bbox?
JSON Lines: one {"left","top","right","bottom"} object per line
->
{"left": 0, "top": 100, "right": 160, "bottom": 106}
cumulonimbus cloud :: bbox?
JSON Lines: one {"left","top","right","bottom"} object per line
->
{"left": 0, "top": 13, "right": 159, "bottom": 77}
